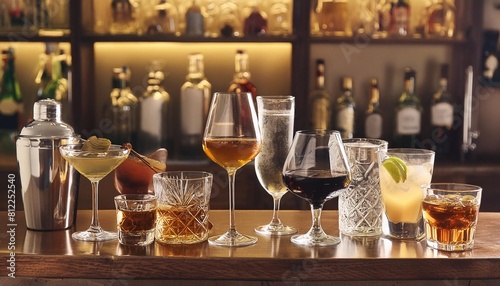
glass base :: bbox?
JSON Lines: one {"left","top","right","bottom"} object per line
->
{"left": 386, "top": 219, "right": 424, "bottom": 240}
{"left": 426, "top": 238, "right": 475, "bottom": 252}
{"left": 72, "top": 229, "right": 117, "bottom": 242}
{"left": 255, "top": 224, "right": 297, "bottom": 236}
{"left": 208, "top": 229, "right": 257, "bottom": 247}
{"left": 291, "top": 233, "right": 341, "bottom": 246}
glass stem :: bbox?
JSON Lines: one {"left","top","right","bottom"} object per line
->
{"left": 270, "top": 196, "right": 283, "bottom": 226}
{"left": 89, "top": 181, "right": 102, "bottom": 233}
{"left": 309, "top": 204, "right": 324, "bottom": 235}
{"left": 227, "top": 170, "right": 237, "bottom": 234}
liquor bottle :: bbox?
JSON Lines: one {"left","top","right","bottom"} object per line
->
{"left": 430, "top": 64, "right": 454, "bottom": 156}
{"left": 315, "top": 0, "right": 352, "bottom": 36}
{"left": 365, "top": 78, "right": 383, "bottom": 139}
{"left": 424, "top": 0, "right": 455, "bottom": 38}
{"left": 218, "top": 1, "right": 242, "bottom": 37}
{"left": 147, "top": 0, "right": 179, "bottom": 35}
{"left": 267, "top": 0, "right": 291, "bottom": 35}
{"left": 228, "top": 50, "right": 257, "bottom": 100}
{"left": 110, "top": 0, "right": 136, "bottom": 34}
{"left": 244, "top": 2, "right": 267, "bottom": 36}
{"left": 138, "top": 62, "right": 171, "bottom": 154}
{"left": 335, "top": 76, "right": 355, "bottom": 139}
{"left": 35, "top": 43, "right": 70, "bottom": 123}
{"left": 0, "top": 47, "right": 23, "bottom": 154}
{"left": 185, "top": 0, "right": 204, "bottom": 36}
{"left": 180, "top": 53, "right": 211, "bottom": 159}
{"left": 391, "top": 0, "right": 410, "bottom": 37}
{"left": 308, "top": 59, "right": 331, "bottom": 130}
{"left": 8, "top": 0, "right": 25, "bottom": 28}
{"left": 108, "top": 67, "right": 138, "bottom": 145}
{"left": 394, "top": 67, "right": 422, "bottom": 148}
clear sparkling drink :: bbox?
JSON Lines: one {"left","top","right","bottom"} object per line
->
{"left": 255, "top": 111, "right": 293, "bottom": 197}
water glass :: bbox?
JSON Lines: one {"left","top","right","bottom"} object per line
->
{"left": 422, "top": 183, "right": 482, "bottom": 251}
{"left": 153, "top": 171, "right": 213, "bottom": 244}
{"left": 339, "top": 138, "right": 388, "bottom": 236}
{"left": 114, "top": 194, "right": 157, "bottom": 246}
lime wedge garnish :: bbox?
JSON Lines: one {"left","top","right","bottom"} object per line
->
{"left": 82, "top": 136, "right": 111, "bottom": 152}
{"left": 382, "top": 156, "right": 408, "bottom": 183}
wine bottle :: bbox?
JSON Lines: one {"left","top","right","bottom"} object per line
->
{"left": 228, "top": 50, "right": 257, "bottom": 99}
{"left": 430, "top": 64, "right": 454, "bottom": 156}
{"left": 335, "top": 76, "right": 355, "bottom": 139}
{"left": 365, "top": 78, "right": 383, "bottom": 139}
{"left": 108, "top": 67, "right": 138, "bottom": 145}
{"left": 0, "top": 47, "right": 22, "bottom": 154}
{"left": 138, "top": 62, "right": 171, "bottom": 154}
{"left": 394, "top": 67, "right": 422, "bottom": 148}
{"left": 180, "top": 53, "right": 211, "bottom": 159}
{"left": 308, "top": 59, "right": 331, "bottom": 130}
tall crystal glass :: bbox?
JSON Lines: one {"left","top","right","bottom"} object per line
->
{"left": 283, "top": 130, "right": 351, "bottom": 246}
{"left": 60, "top": 141, "right": 130, "bottom": 241}
{"left": 202, "top": 92, "right": 262, "bottom": 246}
{"left": 254, "top": 96, "right": 297, "bottom": 236}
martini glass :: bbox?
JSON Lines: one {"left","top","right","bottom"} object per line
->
{"left": 60, "top": 142, "right": 130, "bottom": 241}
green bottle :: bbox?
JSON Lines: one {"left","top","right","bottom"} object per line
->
{"left": 0, "top": 47, "right": 22, "bottom": 154}
{"left": 394, "top": 67, "right": 422, "bottom": 148}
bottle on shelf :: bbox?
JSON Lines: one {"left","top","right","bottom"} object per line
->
{"left": 356, "top": 0, "right": 379, "bottom": 36}
{"left": 110, "top": 0, "right": 136, "bottom": 34}
{"left": 184, "top": 0, "right": 204, "bottom": 36}
{"left": 394, "top": 67, "right": 422, "bottom": 148}
{"left": 37, "top": 0, "right": 70, "bottom": 30}
{"left": 146, "top": 0, "right": 179, "bottom": 35}
{"left": 308, "top": 59, "right": 331, "bottom": 130}
{"left": 107, "top": 67, "right": 138, "bottom": 145}
{"left": 390, "top": 0, "right": 410, "bottom": 37}
{"left": 430, "top": 64, "right": 454, "bottom": 157}
{"left": 0, "top": 47, "right": 23, "bottom": 154}
{"left": 243, "top": 1, "right": 267, "bottom": 36}
{"left": 424, "top": 0, "right": 455, "bottom": 38}
{"left": 365, "top": 77, "right": 383, "bottom": 139}
{"left": 180, "top": 53, "right": 211, "bottom": 159}
{"left": 228, "top": 50, "right": 257, "bottom": 100}
{"left": 35, "top": 42, "right": 71, "bottom": 123}
{"left": 266, "top": 0, "right": 291, "bottom": 36}
{"left": 335, "top": 76, "right": 355, "bottom": 139}
{"left": 313, "top": 0, "right": 352, "bottom": 37}
{"left": 218, "top": 1, "right": 242, "bottom": 37}
{"left": 138, "top": 61, "right": 172, "bottom": 155}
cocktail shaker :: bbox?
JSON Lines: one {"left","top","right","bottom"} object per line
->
{"left": 16, "top": 99, "right": 80, "bottom": 230}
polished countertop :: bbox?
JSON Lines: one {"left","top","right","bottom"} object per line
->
{"left": 1, "top": 210, "right": 500, "bottom": 281}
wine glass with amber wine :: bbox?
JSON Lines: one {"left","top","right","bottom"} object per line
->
{"left": 59, "top": 138, "right": 130, "bottom": 241}
{"left": 282, "top": 130, "right": 351, "bottom": 246}
{"left": 202, "top": 92, "right": 262, "bottom": 247}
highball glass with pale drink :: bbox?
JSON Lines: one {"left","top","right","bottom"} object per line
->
{"left": 378, "top": 148, "right": 435, "bottom": 239}
{"left": 422, "top": 183, "right": 482, "bottom": 251}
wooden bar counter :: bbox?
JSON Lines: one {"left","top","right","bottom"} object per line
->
{"left": 1, "top": 210, "right": 500, "bottom": 284}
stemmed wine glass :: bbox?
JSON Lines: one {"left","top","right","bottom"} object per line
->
{"left": 59, "top": 141, "right": 130, "bottom": 241}
{"left": 282, "top": 130, "right": 351, "bottom": 246}
{"left": 254, "top": 96, "right": 297, "bottom": 236}
{"left": 202, "top": 92, "right": 262, "bottom": 246}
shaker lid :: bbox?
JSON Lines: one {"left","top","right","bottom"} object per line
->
{"left": 19, "top": 99, "right": 76, "bottom": 138}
